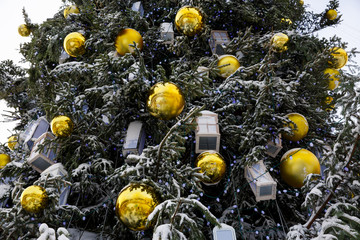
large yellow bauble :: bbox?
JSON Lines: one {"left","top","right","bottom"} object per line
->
{"left": 175, "top": 6, "right": 204, "bottom": 36}
{"left": 18, "top": 24, "right": 31, "bottom": 37}
{"left": 51, "top": 116, "right": 74, "bottom": 137}
{"left": 20, "top": 185, "right": 48, "bottom": 213}
{"left": 115, "top": 183, "right": 161, "bottom": 231}
{"left": 283, "top": 113, "right": 309, "bottom": 142}
{"left": 323, "top": 68, "right": 340, "bottom": 90}
{"left": 0, "top": 154, "right": 11, "bottom": 169}
{"left": 64, "top": 5, "right": 80, "bottom": 19}
{"left": 328, "top": 47, "right": 348, "bottom": 69}
{"left": 147, "top": 82, "right": 185, "bottom": 120}
{"left": 217, "top": 55, "right": 240, "bottom": 78}
{"left": 271, "top": 33, "right": 289, "bottom": 53}
{"left": 326, "top": 9, "right": 337, "bottom": 20}
{"left": 195, "top": 151, "right": 226, "bottom": 185}
{"left": 8, "top": 135, "right": 18, "bottom": 150}
{"left": 280, "top": 148, "right": 320, "bottom": 188}
{"left": 115, "top": 28, "right": 143, "bottom": 56}
{"left": 63, "top": 32, "right": 86, "bottom": 57}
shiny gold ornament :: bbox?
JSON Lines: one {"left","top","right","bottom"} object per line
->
{"left": 115, "top": 28, "right": 143, "bottom": 56}
{"left": 329, "top": 47, "right": 348, "bottom": 69}
{"left": 283, "top": 113, "right": 309, "bottom": 142}
{"left": 217, "top": 55, "right": 240, "bottom": 78}
{"left": 280, "top": 148, "right": 320, "bottom": 188}
{"left": 115, "top": 183, "right": 161, "bottom": 231}
{"left": 147, "top": 82, "right": 185, "bottom": 120}
{"left": 281, "top": 18, "right": 292, "bottom": 25}
{"left": 326, "top": 9, "right": 337, "bottom": 20}
{"left": 195, "top": 151, "right": 226, "bottom": 185}
{"left": 64, "top": 5, "right": 80, "bottom": 19}
{"left": 20, "top": 185, "right": 48, "bottom": 213}
{"left": 299, "top": 0, "right": 304, "bottom": 5}
{"left": 270, "top": 33, "right": 289, "bottom": 53}
{"left": 63, "top": 32, "right": 86, "bottom": 57}
{"left": 175, "top": 6, "right": 204, "bottom": 36}
{"left": 323, "top": 96, "right": 335, "bottom": 112}
{"left": 51, "top": 116, "right": 74, "bottom": 137}
{"left": 18, "top": 24, "right": 31, "bottom": 37}
{"left": 8, "top": 135, "right": 18, "bottom": 150}
{"left": 0, "top": 154, "right": 11, "bottom": 169}
{"left": 323, "top": 68, "right": 340, "bottom": 90}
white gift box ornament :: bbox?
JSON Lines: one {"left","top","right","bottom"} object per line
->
{"left": 195, "top": 111, "right": 220, "bottom": 153}
{"left": 20, "top": 117, "right": 50, "bottom": 152}
{"left": 265, "top": 134, "right": 283, "bottom": 158}
{"left": 213, "top": 223, "right": 237, "bottom": 240}
{"left": 209, "top": 30, "right": 231, "bottom": 55}
{"left": 160, "top": 22, "right": 174, "bottom": 44}
{"left": 122, "top": 121, "right": 146, "bottom": 158}
{"left": 131, "top": 1, "right": 144, "bottom": 16}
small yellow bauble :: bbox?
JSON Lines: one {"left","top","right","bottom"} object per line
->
{"left": 8, "top": 135, "right": 18, "bottom": 150}
{"left": 323, "top": 96, "right": 335, "bottom": 112}
{"left": 271, "top": 33, "right": 289, "bottom": 53}
{"left": 115, "top": 28, "right": 143, "bottom": 56}
{"left": 63, "top": 32, "right": 86, "bottom": 57}
{"left": 195, "top": 151, "right": 226, "bottom": 185}
{"left": 326, "top": 9, "right": 337, "bottom": 20}
{"left": 283, "top": 113, "right": 309, "bottom": 142}
{"left": 51, "top": 116, "right": 74, "bottom": 137}
{"left": 175, "top": 6, "right": 204, "bottom": 36}
{"left": 299, "top": 0, "right": 304, "bottom": 5}
{"left": 0, "top": 154, "right": 11, "bottom": 169}
{"left": 147, "top": 82, "right": 185, "bottom": 120}
{"left": 328, "top": 47, "right": 348, "bottom": 69}
{"left": 64, "top": 5, "right": 80, "bottom": 19}
{"left": 281, "top": 18, "right": 292, "bottom": 25}
{"left": 280, "top": 148, "right": 320, "bottom": 188}
{"left": 20, "top": 185, "right": 48, "bottom": 214}
{"left": 217, "top": 55, "right": 240, "bottom": 78}
{"left": 115, "top": 183, "right": 161, "bottom": 231}
{"left": 18, "top": 24, "right": 31, "bottom": 37}
{"left": 323, "top": 68, "right": 340, "bottom": 90}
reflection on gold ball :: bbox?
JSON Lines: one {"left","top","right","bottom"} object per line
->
{"left": 217, "top": 55, "right": 240, "bottom": 78}
{"left": 20, "top": 185, "right": 48, "bottom": 213}
{"left": 115, "top": 28, "right": 143, "bottom": 56}
{"left": 63, "top": 32, "right": 86, "bottom": 57}
{"left": 8, "top": 136, "right": 18, "bottom": 151}
{"left": 326, "top": 9, "right": 337, "bottom": 20}
{"left": 329, "top": 47, "right": 348, "bottom": 69}
{"left": 281, "top": 18, "right": 292, "bottom": 25}
{"left": 283, "top": 113, "right": 309, "bottom": 142}
{"left": 147, "top": 82, "right": 185, "bottom": 120}
{"left": 271, "top": 33, "right": 289, "bottom": 53}
{"left": 64, "top": 5, "right": 80, "bottom": 19}
{"left": 0, "top": 154, "right": 11, "bottom": 169}
{"left": 175, "top": 6, "right": 204, "bottom": 36}
{"left": 280, "top": 148, "right": 320, "bottom": 188}
{"left": 51, "top": 116, "right": 74, "bottom": 137}
{"left": 18, "top": 24, "right": 31, "bottom": 37}
{"left": 115, "top": 183, "right": 161, "bottom": 231}
{"left": 195, "top": 151, "right": 226, "bottom": 185}
{"left": 323, "top": 68, "right": 340, "bottom": 90}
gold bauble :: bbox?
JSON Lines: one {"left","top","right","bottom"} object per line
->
{"left": 280, "top": 148, "right": 320, "bottom": 188}
{"left": 147, "top": 82, "right": 185, "bottom": 120}
{"left": 115, "top": 183, "right": 161, "bottom": 231}
{"left": 217, "top": 55, "right": 240, "bottom": 78}
{"left": 20, "top": 185, "right": 48, "bottom": 213}
{"left": 299, "top": 0, "right": 304, "bottom": 5}
{"left": 18, "top": 24, "right": 31, "bottom": 37}
{"left": 195, "top": 151, "right": 226, "bottom": 185}
{"left": 8, "top": 135, "right": 18, "bottom": 150}
{"left": 115, "top": 28, "right": 143, "bottom": 56}
{"left": 0, "top": 154, "right": 11, "bottom": 169}
{"left": 51, "top": 116, "right": 74, "bottom": 137}
{"left": 271, "top": 33, "right": 289, "bottom": 53}
{"left": 283, "top": 113, "right": 309, "bottom": 142}
{"left": 175, "top": 6, "right": 204, "bottom": 36}
{"left": 323, "top": 68, "right": 340, "bottom": 90}
{"left": 64, "top": 5, "right": 80, "bottom": 19}
{"left": 63, "top": 32, "right": 86, "bottom": 57}
{"left": 281, "top": 18, "right": 293, "bottom": 25}
{"left": 323, "top": 96, "right": 335, "bottom": 112}
{"left": 329, "top": 47, "right": 348, "bottom": 69}
{"left": 326, "top": 9, "right": 337, "bottom": 20}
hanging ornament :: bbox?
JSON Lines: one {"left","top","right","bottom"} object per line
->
{"left": 323, "top": 96, "right": 335, "bottom": 112}
{"left": 328, "top": 47, "right": 348, "bottom": 69}
{"left": 50, "top": 116, "right": 74, "bottom": 137}
{"left": 63, "top": 5, "right": 80, "bottom": 19}
{"left": 0, "top": 154, "right": 11, "bottom": 169}
{"left": 195, "top": 151, "right": 226, "bottom": 185}
{"left": 283, "top": 113, "right": 309, "bottom": 142}
{"left": 175, "top": 6, "right": 204, "bottom": 36}
{"left": 323, "top": 68, "right": 340, "bottom": 90}
{"left": 18, "top": 24, "right": 31, "bottom": 37}
{"left": 281, "top": 18, "right": 292, "bottom": 25}
{"left": 299, "top": 0, "right": 304, "bottom": 5}
{"left": 217, "top": 55, "right": 240, "bottom": 78}
{"left": 147, "top": 82, "right": 185, "bottom": 120}
{"left": 326, "top": 9, "right": 337, "bottom": 20}
{"left": 63, "top": 32, "right": 86, "bottom": 57}
{"left": 270, "top": 33, "right": 289, "bottom": 53}
{"left": 115, "top": 183, "right": 161, "bottom": 231}
{"left": 280, "top": 148, "right": 320, "bottom": 188}
{"left": 115, "top": 28, "right": 143, "bottom": 56}
{"left": 7, "top": 135, "right": 18, "bottom": 150}
{"left": 20, "top": 185, "right": 49, "bottom": 213}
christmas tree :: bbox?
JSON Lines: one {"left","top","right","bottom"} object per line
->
{"left": 1, "top": 0, "right": 360, "bottom": 239}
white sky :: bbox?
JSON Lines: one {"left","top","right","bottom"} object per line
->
{"left": 0, "top": 0, "right": 358, "bottom": 144}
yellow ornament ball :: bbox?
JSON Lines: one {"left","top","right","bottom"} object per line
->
{"left": 51, "top": 116, "right": 74, "bottom": 137}
{"left": 175, "top": 6, "right": 204, "bottom": 36}
{"left": 63, "top": 32, "right": 86, "bottom": 57}
{"left": 8, "top": 135, "right": 18, "bottom": 151}
{"left": 323, "top": 96, "right": 335, "bottom": 112}
{"left": 271, "top": 33, "right": 289, "bottom": 53}
{"left": 115, "top": 183, "right": 161, "bottom": 231}
{"left": 20, "top": 185, "right": 48, "bottom": 214}
{"left": 280, "top": 148, "right": 320, "bottom": 188}
{"left": 299, "top": 0, "right": 304, "bottom": 5}
{"left": 217, "top": 55, "right": 240, "bottom": 78}
{"left": 64, "top": 5, "right": 80, "bottom": 19}
{"left": 329, "top": 47, "right": 347, "bottom": 69}
{"left": 326, "top": 9, "right": 337, "bottom": 20}
{"left": 0, "top": 154, "right": 11, "bottom": 169}
{"left": 147, "top": 82, "right": 185, "bottom": 120}
{"left": 323, "top": 68, "right": 340, "bottom": 90}
{"left": 283, "top": 113, "right": 309, "bottom": 142}
{"left": 195, "top": 151, "right": 226, "bottom": 185}
{"left": 115, "top": 28, "right": 143, "bottom": 56}
{"left": 18, "top": 24, "right": 31, "bottom": 37}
